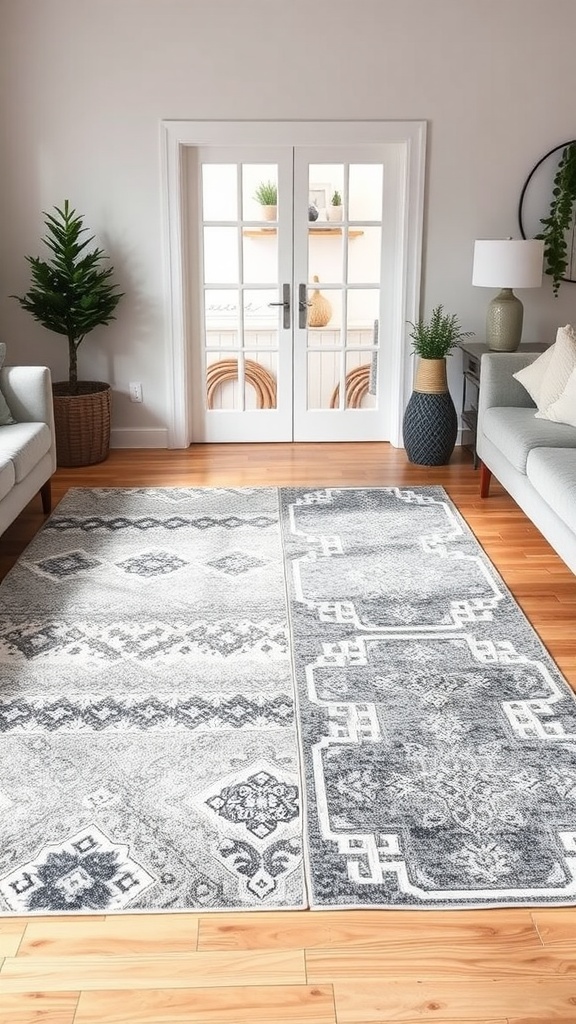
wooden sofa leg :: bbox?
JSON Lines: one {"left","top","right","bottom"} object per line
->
{"left": 480, "top": 462, "right": 492, "bottom": 498}
{"left": 40, "top": 480, "right": 52, "bottom": 515}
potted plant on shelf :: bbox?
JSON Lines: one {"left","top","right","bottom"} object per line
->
{"left": 253, "top": 180, "right": 277, "bottom": 221}
{"left": 12, "top": 200, "right": 124, "bottom": 467}
{"left": 327, "top": 190, "right": 343, "bottom": 222}
{"left": 402, "top": 304, "right": 472, "bottom": 466}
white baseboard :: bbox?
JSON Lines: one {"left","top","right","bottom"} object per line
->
{"left": 111, "top": 429, "right": 471, "bottom": 450}
{"left": 110, "top": 428, "right": 170, "bottom": 449}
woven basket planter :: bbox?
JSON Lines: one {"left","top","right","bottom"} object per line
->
{"left": 52, "top": 381, "right": 111, "bottom": 467}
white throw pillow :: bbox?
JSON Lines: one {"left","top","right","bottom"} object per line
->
{"left": 535, "top": 324, "right": 576, "bottom": 418}
{"left": 543, "top": 363, "right": 576, "bottom": 427}
{"left": 513, "top": 343, "right": 555, "bottom": 407}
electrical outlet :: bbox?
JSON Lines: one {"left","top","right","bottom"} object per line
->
{"left": 129, "top": 382, "right": 143, "bottom": 403}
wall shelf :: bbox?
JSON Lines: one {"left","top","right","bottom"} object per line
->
{"left": 243, "top": 228, "right": 364, "bottom": 238}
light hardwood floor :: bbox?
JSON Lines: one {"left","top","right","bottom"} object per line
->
{"left": 1, "top": 442, "right": 575, "bottom": 1024}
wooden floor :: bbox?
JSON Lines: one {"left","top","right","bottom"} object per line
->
{"left": 1, "top": 442, "right": 576, "bottom": 1024}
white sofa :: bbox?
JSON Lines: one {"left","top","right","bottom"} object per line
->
{"left": 477, "top": 352, "right": 576, "bottom": 574}
{"left": 0, "top": 366, "right": 57, "bottom": 536}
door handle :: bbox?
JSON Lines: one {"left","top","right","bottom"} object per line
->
{"left": 268, "top": 283, "right": 291, "bottom": 329}
{"left": 298, "top": 283, "right": 311, "bottom": 329}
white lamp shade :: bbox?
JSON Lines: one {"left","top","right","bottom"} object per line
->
{"left": 472, "top": 239, "right": 544, "bottom": 289}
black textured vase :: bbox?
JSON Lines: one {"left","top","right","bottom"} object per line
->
{"left": 403, "top": 391, "right": 458, "bottom": 465}
{"left": 403, "top": 358, "right": 458, "bottom": 466}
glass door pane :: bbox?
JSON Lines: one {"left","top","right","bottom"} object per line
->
{"left": 196, "top": 151, "right": 293, "bottom": 440}
{"left": 293, "top": 152, "right": 387, "bottom": 440}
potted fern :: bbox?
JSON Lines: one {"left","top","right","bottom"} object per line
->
{"left": 12, "top": 201, "right": 124, "bottom": 466}
{"left": 402, "top": 305, "right": 472, "bottom": 465}
{"left": 327, "top": 189, "right": 343, "bottom": 222}
{"left": 253, "top": 180, "right": 277, "bottom": 221}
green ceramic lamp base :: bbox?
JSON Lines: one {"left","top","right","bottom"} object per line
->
{"left": 486, "top": 288, "right": 524, "bottom": 351}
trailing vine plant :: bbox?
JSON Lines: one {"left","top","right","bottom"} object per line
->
{"left": 536, "top": 141, "right": 576, "bottom": 295}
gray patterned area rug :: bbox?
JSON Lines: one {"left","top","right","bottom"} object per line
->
{"left": 280, "top": 485, "right": 576, "bottom": 910}
{"left": 1, "top": 485, "right": 576, "bottom": 916}
{"left": 0, "top": 487, "right": 304, "bottom": 914}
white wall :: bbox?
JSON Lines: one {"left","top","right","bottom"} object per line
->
{"left": 1, "top": 0, "right": 575, "bottom": 444}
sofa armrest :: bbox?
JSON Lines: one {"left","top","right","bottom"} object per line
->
{"left": 477, "top": 352, "right": 538, "bottom": 438}
{"left": 1, "top": 366, "right": 56, "bottom": 434}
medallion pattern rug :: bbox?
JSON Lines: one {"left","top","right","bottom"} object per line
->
{"left": 0, "top": 485, "right": 576, "bottom": 914}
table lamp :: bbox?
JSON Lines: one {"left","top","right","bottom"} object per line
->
{"left": 472, "top": 239, "right": 544, "bottom": 351}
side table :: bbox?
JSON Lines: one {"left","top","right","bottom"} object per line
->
{"left": 459, "top": 340, "right": 549, "bottom": 468}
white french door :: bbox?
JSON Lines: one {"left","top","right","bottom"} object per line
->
{"left": 190, "top": 145, "right": 398, "bottom": 442}
{"left": 192, "top": 146, "right": 294, "bottom": 442}
{"left": 293, "top": 147, "right": 392, "bottom": 442}
{"left": 162, "top": 121, "right": 426, "bottom": 447}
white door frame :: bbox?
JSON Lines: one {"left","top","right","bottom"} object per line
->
{"left": 160, "top": 120, "right": 427, "bottom": 448}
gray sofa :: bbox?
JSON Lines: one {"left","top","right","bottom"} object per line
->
{"left": 477, "top": 352, "right": 576, "bottom": 574}
{"left": 0, "top": 366, "right": 57, "bottom": 537}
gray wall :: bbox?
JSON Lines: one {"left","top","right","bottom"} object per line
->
{"left": 1, "top": 0, "right": 574, "bottom": 442}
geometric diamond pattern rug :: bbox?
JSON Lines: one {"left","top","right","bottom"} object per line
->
{"left": 0, "top": 487, "right": 303, "bottom": 914}
{"left": 1, "top": 485, "right": 576, "bottom": 915}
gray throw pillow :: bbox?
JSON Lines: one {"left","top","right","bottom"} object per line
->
{"left": 0, "top": 344, "right": 15, "bottom": 425}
